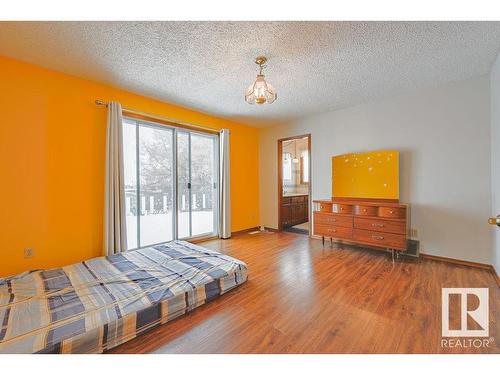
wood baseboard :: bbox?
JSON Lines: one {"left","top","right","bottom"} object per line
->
{"left": 231, "top": 226, "right": 279, "bottom": 236}
{"left": 421, "top": 254, "right": 500, "bottom": 287}
{"left": 420, "top": 253, "right": 492, "bottom": 270}
{"left": 231, "top": 227, "right": 260, "bottom": 236}
{"left": 263, "top": 226, "right": 278, "bottom": 232}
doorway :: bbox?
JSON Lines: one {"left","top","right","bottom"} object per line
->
{"left": 277, "top": 134, "right": 311, "bottom": 234}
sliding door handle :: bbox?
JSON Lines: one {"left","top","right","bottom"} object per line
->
{"left": 488, "top": 215, "right": 500, "bottom": 227}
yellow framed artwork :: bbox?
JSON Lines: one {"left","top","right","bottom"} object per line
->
{"left": 332, "top": 150, "right": 399, "bottom": 200}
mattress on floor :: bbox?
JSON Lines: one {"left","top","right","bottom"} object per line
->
{"left": 0, "top": 240, "right": 247, "bottom": 354}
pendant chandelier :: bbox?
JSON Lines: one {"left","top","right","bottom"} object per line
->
{"left": 292, "top": 139, "right": 299, "bottom": 164}
{"left": 245, "top": 56, "right": 277, "bottom": 105}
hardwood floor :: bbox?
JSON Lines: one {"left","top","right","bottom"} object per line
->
{"left": 108, "top": 232, "right": 499, "bottom": 354}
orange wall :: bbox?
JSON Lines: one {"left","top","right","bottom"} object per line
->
{"left": 0, "top": 55, "right": 259, "bottom": 277}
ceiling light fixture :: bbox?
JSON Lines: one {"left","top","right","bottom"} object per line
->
{"left": 293, "top": 140, "right": 299, "bottom": 164}
{"left": 245, "top": 56, "right": 277, "bottom": 105}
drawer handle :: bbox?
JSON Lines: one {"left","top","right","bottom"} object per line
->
{"left": 329, "top": 218, "right": 336, "bottom": 222}
{"left": 371, "top": 223, "right": 384, "bottom": 227}
{"left": 389, "top": 210, "right": 394, "bottom": 214}
{"left": 372, "top": 235, "right": 384, "bottom": 240}
{"left": 340, "top": 207, "right": 344, "bottom": 211}
{"left": 328, "top": 229, "right": 337, "bottom": 233}
{"left": 363, "top": 208, "right": 367, "bottom": 212}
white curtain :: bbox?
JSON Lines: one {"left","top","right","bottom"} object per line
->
{"left": 219, "top": 129, "right": 231, "bottom": 239}
{"left": 104, "top": 102, "right": 127, "bottom": 255}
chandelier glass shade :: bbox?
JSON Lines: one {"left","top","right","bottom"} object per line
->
{"left": 245, "top": 56, "right": 277, "bottom": 105}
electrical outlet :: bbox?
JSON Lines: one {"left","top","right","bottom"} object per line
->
{"left": 410, "top": 228, "right": 418, "bottom": 238}
{"left": 24, "top": 248, "right": 34, "bottom": 259}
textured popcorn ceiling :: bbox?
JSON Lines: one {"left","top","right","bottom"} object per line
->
{"left": 1, "top": 21, "right": 500, "bottom": 127}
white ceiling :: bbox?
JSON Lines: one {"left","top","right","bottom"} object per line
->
{"left": 1, "top": 21, "right": 500, "bottom": 128}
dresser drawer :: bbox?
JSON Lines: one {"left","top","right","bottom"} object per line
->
{"left": 332, "top": 203, "right": 353, "bottom": 214}
{"left": 315, "top": 224, "right": 352, "bottom": 239}
{"left": 318, "top": 202, "right": 332, "bottom": 212}
{"left": 314, "top": 212, "right": 353, "bottom": 228}
{"left": 353, "top": 228, "right": 407, "bottom": 249}
{"left": 378, "top": 206, "right": 406, "bottom": 219}
{"left": 354, "top": 217, "right": 406, "bottom": 235}
{"left": 354, "top": 205, "right": 377, "bottom": 216}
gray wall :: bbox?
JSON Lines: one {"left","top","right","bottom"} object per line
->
{"left": 260, "top": 75, "right": 493, "bottom": 264}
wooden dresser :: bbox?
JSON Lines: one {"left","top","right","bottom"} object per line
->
{"left": 313, "top": 198, "right": 409, "bottom": 254}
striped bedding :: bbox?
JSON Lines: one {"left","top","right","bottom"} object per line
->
{"left": 0, "top": 240, "right": 247, "bottom": 354}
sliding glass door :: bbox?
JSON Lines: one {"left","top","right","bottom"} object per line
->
{"left": 177, "top": 131, "right": 218, "bottom": 239}
{"left": 122, "top": 118, "right": 218, "bottom": 250}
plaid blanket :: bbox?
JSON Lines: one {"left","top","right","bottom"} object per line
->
{"left": 0, "top": 241, "right": 247, "bottom": 354}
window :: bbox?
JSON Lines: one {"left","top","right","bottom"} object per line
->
{"left": 283, "top": 152, "right": 292, "bottom": 181}
{"left": 122, "top": 118, "right": 218, "bottom": 250}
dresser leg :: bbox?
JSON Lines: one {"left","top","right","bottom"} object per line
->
{"left": 322, "top": 236, "right": 325, "bottom": 246}
{"left": 330, "top": 237, "right": 333, "bottom": 248}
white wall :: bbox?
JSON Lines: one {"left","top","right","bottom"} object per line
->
{"left": 491, "top": 53, "right": 500, "bottom": 273}
{"left": 260, "top": 75, "right": 493, "bottom": 264}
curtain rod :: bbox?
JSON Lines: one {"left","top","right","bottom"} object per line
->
{"left": 94, "top": 99, "right": 221, "bottom": 135}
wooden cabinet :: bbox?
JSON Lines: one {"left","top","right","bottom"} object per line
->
{"left": 353, "top": 217, "right": 406, "bottom": 235}
{"left": 281, "top": 204, "right": 292, "bottom": 227}
{"left": 281, "top": 195, "right": 309, "bottom": 227}
{"left": 314, "top": 224, "right": 352, "bottom": 239}
{"left": 354, "top": 205, "right": 377, "bottom": 216}
{"left": 313, "top": 199, "right": 409, "bottom": 252}
{"left": 352, "top": 228, "right": 407, "bottom": 249}
{"left": 314, "top": 212, "right": 352, "bottom": 228}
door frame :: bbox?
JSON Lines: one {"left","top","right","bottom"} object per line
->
{"left": 277, "top": 134, "right": 312, "bottom": 232}
{"left": 123, "top": 115, "right": 220, "bottom": 250}
{"left": 176, "top": 129, "right": 220, "bottom": 240}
